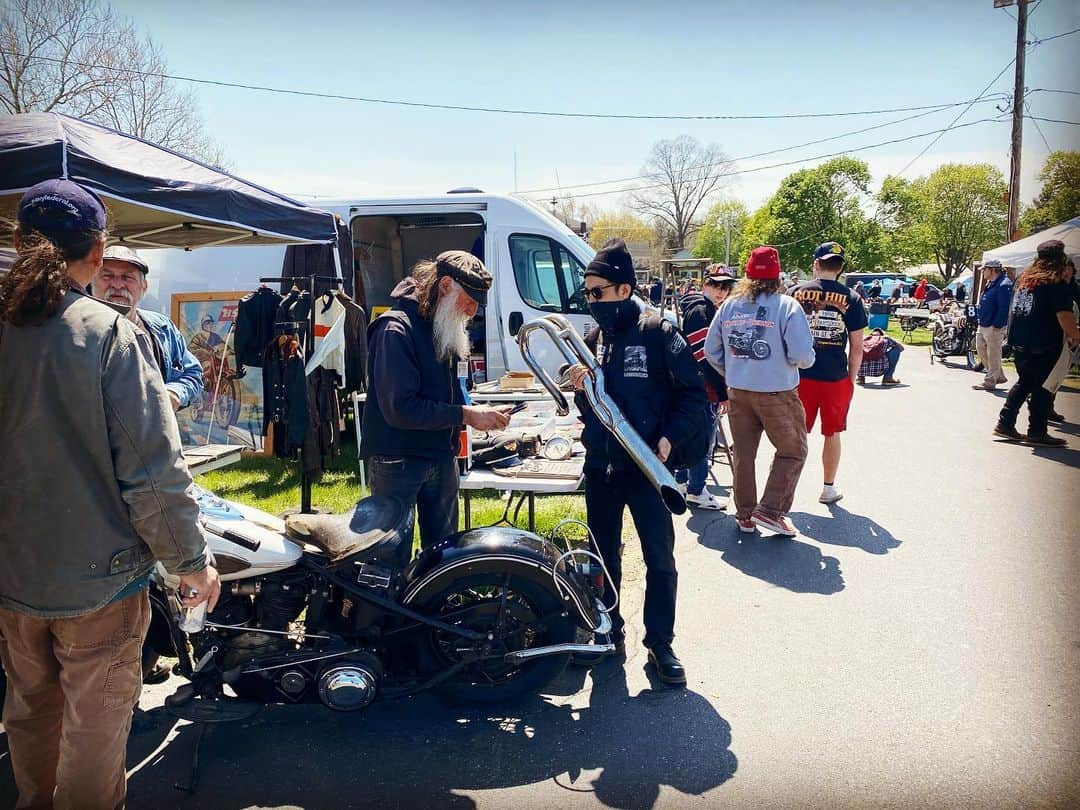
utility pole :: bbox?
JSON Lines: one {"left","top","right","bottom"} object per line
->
{"left": 724, "top": 214, "right": 731, "bottom": 267}
{"left": 1007, "top": 0, "right": 1029, "bottom": 242}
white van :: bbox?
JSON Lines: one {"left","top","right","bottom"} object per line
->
{"left": 142, "top": 190, "right": 598, "bottom": 382}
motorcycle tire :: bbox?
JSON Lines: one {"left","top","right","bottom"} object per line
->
{"left": 412, "top": 572, "right": 575, "bottom": 705}
{"left": 967, "top": 349, "right": 984, "bottom": 372}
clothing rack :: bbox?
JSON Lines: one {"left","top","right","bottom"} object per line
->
{"left": 259, "top": 273, "right": 344, "bottom": 513}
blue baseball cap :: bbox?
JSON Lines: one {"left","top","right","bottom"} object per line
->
{"left": 18, "top": 179, "right": 107, "bottom": 235}
{"left": 813, "top": 241, "right": 845, "bottom": 262}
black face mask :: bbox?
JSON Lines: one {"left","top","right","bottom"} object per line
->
{"left": 588, "top": 299, "right": 633, "bottom": 333}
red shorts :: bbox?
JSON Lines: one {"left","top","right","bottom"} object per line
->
{"left": 798, "top": 377, "right": 854, "bottom": 436}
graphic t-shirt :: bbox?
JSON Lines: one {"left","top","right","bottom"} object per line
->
{"left": 1007, "top": 281, "right": 1073, "bottom": 352}
{"left": 792, "top": 279, "right": 868, "bottom": 381}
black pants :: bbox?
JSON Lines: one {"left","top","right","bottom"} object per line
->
{"left": 368, "top": 454, "right": 459, "bottom": 549}
{"left": 585, "top": 467, "right": 677, "bottom": 648}
{"left": 998, "top": 349, "right": 1058, "bottom": 437}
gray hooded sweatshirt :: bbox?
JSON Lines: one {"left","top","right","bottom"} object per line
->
{"left": 704, "top": 291, "right": 815, "bottom": 392}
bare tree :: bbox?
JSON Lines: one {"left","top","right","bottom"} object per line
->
{"left": 628, "top": 136, "right": 733, "bottom": 250}
{"left": 1, "top": 0, "right": 227, "bottom": 166}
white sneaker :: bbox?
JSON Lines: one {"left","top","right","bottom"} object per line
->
{"left": 819, "top": 484, "right": 843, "bottom": 504}
{"left": 686, "top": 491, "right": 725, "bottom": 510}
{"left": 677, "top": 481, "right": 687, "bottom": 497}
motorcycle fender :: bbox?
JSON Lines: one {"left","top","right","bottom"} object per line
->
{"left": 401, "top": 527, "right": 604, "bottom": 631}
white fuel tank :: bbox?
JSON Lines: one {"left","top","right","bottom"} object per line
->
{"left": 192, "top": 486, "right": 303, "bottom": 581}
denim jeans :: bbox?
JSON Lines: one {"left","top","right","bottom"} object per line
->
{"left": 884, "top": 345, "right": 902, "bottom": 379}
{"left": 674, "top": 403, "right": 717, "bottom": 496}
{"left": 368, "top": 454, "right": 459, "bottom": 548}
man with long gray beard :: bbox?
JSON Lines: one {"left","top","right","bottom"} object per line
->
{"left": 360, "top": 251, "right": 511, "bottom": 548}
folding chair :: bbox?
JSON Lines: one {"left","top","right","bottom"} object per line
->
{"left": 711, "top": 408, "right": 734, "bottom": 469}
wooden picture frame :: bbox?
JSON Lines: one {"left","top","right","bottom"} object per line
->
{"left": 170, "top": 291, "right": 270, "bottom": 455}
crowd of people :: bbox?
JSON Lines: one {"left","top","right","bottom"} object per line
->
{"left": 0, "top": 176, "right": 1076, "bottom": 807}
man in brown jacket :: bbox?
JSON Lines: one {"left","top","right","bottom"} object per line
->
{"left": 0, "top": 180, "right": 219, "bottom": 810}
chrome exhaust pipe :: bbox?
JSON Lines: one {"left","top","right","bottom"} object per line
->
{"left": 504, "top": 642, "right": 616, "bottom": 664}
{"left": 517, "top": 314, "right": 687, "bottom": 515}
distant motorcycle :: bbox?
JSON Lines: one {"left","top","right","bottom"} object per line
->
{"left": 931, "top": 305, "right": 982, "bottom": 370}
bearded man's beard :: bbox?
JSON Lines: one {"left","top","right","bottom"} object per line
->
{"left": 432, "top": 288, "right": 471, "bottom": 362}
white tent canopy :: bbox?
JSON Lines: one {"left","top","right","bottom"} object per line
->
{"left": 980, "top": 217, "right": 1080, "bottom": 269}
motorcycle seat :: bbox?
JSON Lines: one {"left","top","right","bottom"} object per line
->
{"left": 285, "top": 496, "right": 408, "bottom": 562}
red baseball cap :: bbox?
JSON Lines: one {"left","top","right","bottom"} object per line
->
{"left": 745, "top": 246, "right": 780, "bottom": 280}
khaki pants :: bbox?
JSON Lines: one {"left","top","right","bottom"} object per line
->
{"left": 977, "top": 325, "right": 1006, "bottom": 386}
{"left": 728, "top": 387, "right": 808, "bottom": 521}
{"left": 0, "top": 592, "right": 150, "bottom": 810}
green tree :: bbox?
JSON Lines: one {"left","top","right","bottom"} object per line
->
{"left": 693, "top": 199, "right": 749, "bottom": 266}
{"left": 916, "top": 163, "right": 1007, "bottom": 281}
{"left": 875, "top": 175, "right": 933, "bottom": 271}
{"left": 739, "top": 157, "right": 880, "bottom": 272}
{"left": 1019, "top": 150, "right": 1080, "bottom": 235}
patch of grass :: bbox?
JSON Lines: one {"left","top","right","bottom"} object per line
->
{"left": 885, "top": 319, "right": 933, "bottom": 348}
{"left": 195, "top": 440, "right": 588, "bottom": 535}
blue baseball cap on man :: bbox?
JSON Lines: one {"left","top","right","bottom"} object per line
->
{"left": 813, "top": 241, "right": 845, "bottom": 263}
{"left": 17, "top": 179, "right": 107, "bottom": 235}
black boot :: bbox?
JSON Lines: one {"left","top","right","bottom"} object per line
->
{"left": 647, "top": 643, "right": 687, "bottom": 685}
{"left": 993, "top": 423, "right": 1023, "bottom": 441}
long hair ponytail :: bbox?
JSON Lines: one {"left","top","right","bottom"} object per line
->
{"left": 0, "top": 226, "right": 103, "bottom": 327}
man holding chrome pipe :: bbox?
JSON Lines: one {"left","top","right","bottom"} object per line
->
{"left": 566, "top": 238, "right": 707, "bottom": 685}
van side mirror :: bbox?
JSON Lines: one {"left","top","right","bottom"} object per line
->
{"left": 509, "top": 311, "right": 523, "bottom": 336}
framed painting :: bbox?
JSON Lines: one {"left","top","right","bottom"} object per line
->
{"left": 170, "top": 291, "right": 267, "bottom": 452}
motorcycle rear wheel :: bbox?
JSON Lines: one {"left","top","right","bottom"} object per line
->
{"left": 413, "top": 572, "right": 575, "bottom": 705}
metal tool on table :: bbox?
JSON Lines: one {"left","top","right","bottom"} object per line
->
{"left": 516, "top": 313, "right": 687, "bottom": 515}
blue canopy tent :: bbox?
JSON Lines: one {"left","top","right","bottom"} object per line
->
{"left": 0, "top": 112, "right": 337, "bottom": 249}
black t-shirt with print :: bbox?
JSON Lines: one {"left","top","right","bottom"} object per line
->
{"left": 1007, "top": 281, "right": 1073, "bottom": 353}
{"left": 792, "top": 279, "right": 869, "bottom": 381}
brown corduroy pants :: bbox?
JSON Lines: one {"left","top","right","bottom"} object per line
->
{"left": 727, "top": 387, "right": 809, "bottom": 521}
{"left": 0, "top": 592, "right": 150, "bottom": 810}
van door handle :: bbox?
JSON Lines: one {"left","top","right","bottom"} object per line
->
{"left": 509, "top": 311, "right": 523, "bottom": 336}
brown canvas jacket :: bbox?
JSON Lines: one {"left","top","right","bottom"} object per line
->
{"left": 0, "top": 285, "right": 207, "bottom": 618}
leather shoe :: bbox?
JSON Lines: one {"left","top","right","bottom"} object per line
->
{"left": 647, "top": 643, "right": 687, "bottom": 685}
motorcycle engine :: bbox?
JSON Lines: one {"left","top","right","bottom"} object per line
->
{"left": 316, "top": 652, "right": 382, "bottom": 711}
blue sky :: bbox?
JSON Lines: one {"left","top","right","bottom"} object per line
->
{"left": 113, "top": 0, "right": 1078, "bottom": 211}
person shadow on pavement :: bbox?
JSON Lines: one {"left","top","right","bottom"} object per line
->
{"left": 104, "top": 656, "right": 736, "bottom": 810}
{"left": 788, "top": 506, "right": 902, "bottom": 555}
{"left": 687, "top": 513, "right": 844, "bottom": 595}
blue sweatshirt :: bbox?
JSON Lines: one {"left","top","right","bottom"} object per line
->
{"left": 704, "top": 291, "right": 816, "bottom": 392}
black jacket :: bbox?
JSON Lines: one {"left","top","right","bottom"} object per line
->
{"left": 575, "top": 300, "right": 708, "bottom": 475}
{"left": 360, "top": 279, "right": 464, "bottom": 460}
{"left": 234, "top": 287, "right": 282, "bottom": 368}
{"left": 678, "top": 291, "right": 727, "bottom": 401}
{"left": 262, "top": 335, "right": 308, "bottom": 456}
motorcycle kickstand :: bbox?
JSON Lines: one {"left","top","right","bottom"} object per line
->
{"left": 173, "top": 720, "right": 211, "bottom": 795}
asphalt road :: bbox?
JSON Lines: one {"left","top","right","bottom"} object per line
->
{"left": 2, "top": 348, "right": 1077, "bottom": 809}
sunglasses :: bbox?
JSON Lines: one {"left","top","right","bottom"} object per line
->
{"left": 583, "top": 283, "right": 616, "bottom": 301}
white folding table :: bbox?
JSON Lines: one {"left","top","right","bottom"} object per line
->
{"left": 458, "top": 464, "right": 584, "bottom": 532}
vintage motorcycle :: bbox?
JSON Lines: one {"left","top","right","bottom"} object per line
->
{"left": 930, "top": 304, "right": 982, "bottom": 370}
{"left": 134, "top": 485, "right": 615, "bottom": 720}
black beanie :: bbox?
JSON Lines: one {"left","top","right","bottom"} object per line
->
{"left": 585, "top": 238, "right": 636, "bottom": 286}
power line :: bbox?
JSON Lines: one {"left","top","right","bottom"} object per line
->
{"left": 0, "top": 48, "right": 1036, "bottom": 122}
{"left": 1030, "top": 88, "right": 1080, "bottom": 96}
{"left": 896, "top": 58, "right": 1015, "bottom": 177}
{"left": 1027, "top": 26, "right": 1080, "bottom": 45}
{"left": 1026, "top": 115, "right": 1080, "bottom": 125}
{"left": 1025, "top": 105, "right": 1054, "bottom": 152}
{"left": 542, "top": 117, "right": 1005, "bottom": 202}
{"left": 519, "top": 96, "right": 1007, "bottom": 194}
